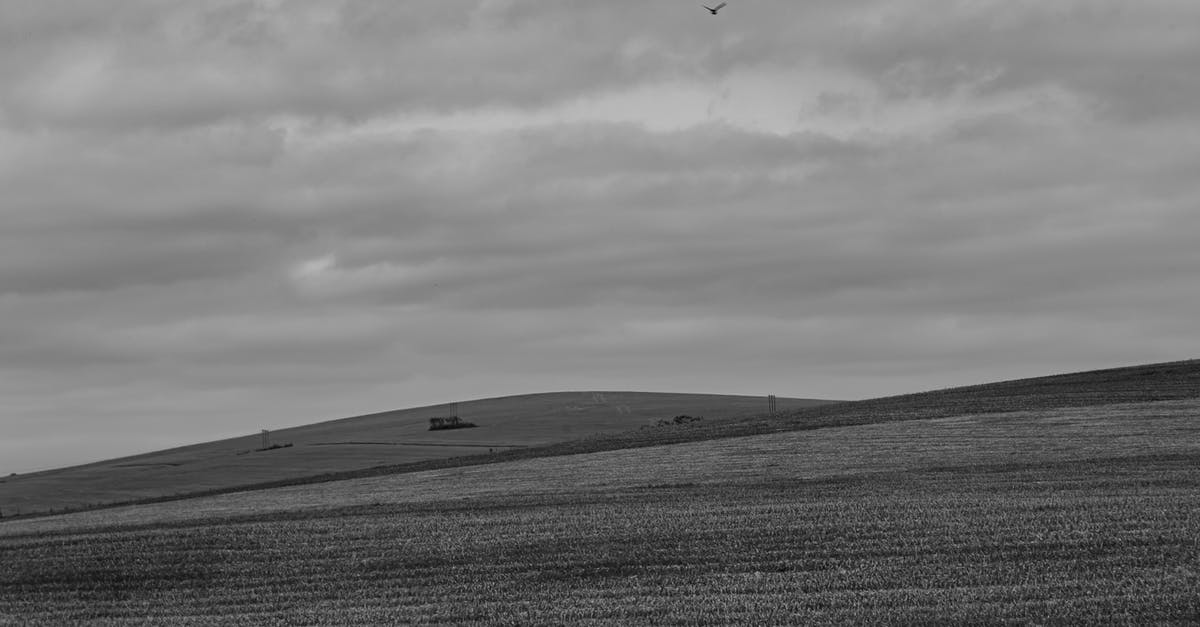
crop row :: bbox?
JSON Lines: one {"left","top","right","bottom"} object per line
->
{"left": 3, "top": 455, "right": 1198, "bottom": 625}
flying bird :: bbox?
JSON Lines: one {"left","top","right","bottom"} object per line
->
{"left": 703, "top": 2, "right": 727, "bottom": 15}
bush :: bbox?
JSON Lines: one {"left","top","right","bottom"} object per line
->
{"left": 429, "top": 416, "right": 477, "bottom": 431}
{"left": 653, "top": 415, "right": 704, "bottom": 427}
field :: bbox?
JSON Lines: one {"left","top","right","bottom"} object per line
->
{"left": 0, "top": 391, "right": 829, "bottom": 516}
{"left": 4, "top": 397, "right": 1198, "bottom": 534}
{"left": 2, "top": 460, "right": 1197, "bottom": 625}
{"left": 3, "top": 358, "right": 1200, "bottom": 624}
{"left": 7, "top": 360, "right": 1194, "bottom": 519}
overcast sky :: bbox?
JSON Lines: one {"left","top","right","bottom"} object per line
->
{"left": 3, "top": 0, "right": 1199, "bottom": 474}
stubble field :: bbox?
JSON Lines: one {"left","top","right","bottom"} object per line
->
{"left": 3, "top": 385, "right": 1199, "bottom": 624}
{"left": 2, "top": 456, "right": 1197, "bottom": 625}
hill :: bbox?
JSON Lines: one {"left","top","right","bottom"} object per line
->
{"left": 2, "top": 359, "right": 1198, "bottom": 623}
{"left": 103, "top": 358, "right": 1199, "bottom": 501}
{"left": 0, "top": 391, "right": 832, "bottom": 516}
{"left": 8, "top": 359, "right": 1197, "bottom": 518}
{"left": 584, "top": 358, "right": 1200, "bottom": 448}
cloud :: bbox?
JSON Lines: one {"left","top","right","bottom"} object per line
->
{"left": 2, "top": 0, "right": 1199, "bottom": 473}
{"left": 6, "top": 1, "right": 1197, "bottom": 132}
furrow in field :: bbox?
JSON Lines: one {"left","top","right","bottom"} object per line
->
{"left": 3, "top": 456, "right": 1198, "bottom": 624}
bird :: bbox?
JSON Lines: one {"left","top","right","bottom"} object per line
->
{"left": 703, "top": 2, "right": 727, "bottom": 15}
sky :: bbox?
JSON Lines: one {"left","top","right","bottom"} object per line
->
{"left": 3, "top": 0, "right": 1199, "bottom": 474}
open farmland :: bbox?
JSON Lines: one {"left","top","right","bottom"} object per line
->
{"left": 2, "top": 456, "right": 1197, "bottom": 623}
{"left": 4, "top": 397, "right": 1199, "bottom": 534}
{"left": 578, "top": 358, "right": 1200, "bottom": 451}
{"left": 3, "top": 360, "right": 1199, "bottom": 624}
{"left": 6, "top": 360, "right": 1194, "bottom": 519}
{"left": 0, "top": 391, "right": 829, "bottom": 516}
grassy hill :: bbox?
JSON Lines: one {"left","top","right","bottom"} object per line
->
{"left": 7, "top": 359, "right": 1196, "bottom": 518}
{"left": 0, "top": 391, "right": 832, "bottom": 516}
{"left": 110, "top": 358, "right": 1199, "bottom": 501}
{"left": 574, "top": 358, "right": 1200, "bottom": 449}
{"left": 2, "top": 359, "right": 1198, "bottom": 623}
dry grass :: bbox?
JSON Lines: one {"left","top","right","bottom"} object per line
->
{"left": 4, "top": 398, "right": 1196, "bottom": 535}
{"left": 0, "top": 391, "right": 829, "bottom": 515}
{"left": 7, "top": 360, "right": 1195, "bottom": 518}
{"left": 3, "top": 361, "right": 1199, "bottom": 623}
{"left": 3, "top": 455, "right": 1197, "bottom": 624}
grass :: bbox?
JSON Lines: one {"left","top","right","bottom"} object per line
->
{"left": 6, "top": 360, "right": 1197, "bottom": 519}
{"left": 2, "top": 456, "right": 1197, "bottom": 624}
{"left": 17, "top": 358, "right": 1195, "bottom": 520}
{"left": 2, "top": 359, "right": 1198, "bottom": 623}
{"left": 0, "top": 391, "right": 831, "bottom": 516}
{"left": 3, "top": 397, "right": 1197, "bottom": 534}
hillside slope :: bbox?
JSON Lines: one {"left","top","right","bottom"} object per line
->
{"left": 0, "top": 391, "right": 830, "bottom": 516}
{"left": 220, "top": 355, "right": 1200, "bottom": 487}
{"left": 3, "top": 365, "right": 1198, "bottom": 624}
{"left": 548, "top": 358, "right": 1200, "bottom": 454}
{"left": 247, "top": 358, "right": 1200, "bottom": 490}
{"left": 6, "top": 359, "right": 1196, "bottom": 517}
{"left": 8, "top": 395, "right": 1198, "bottom": 535}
